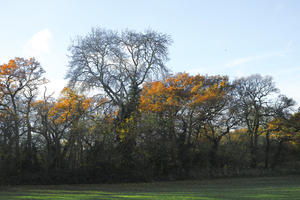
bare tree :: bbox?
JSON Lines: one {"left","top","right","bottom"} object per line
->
{"left": 233, "top": 74, "right": 279, "bottom": 168}
{"left": 66, "top": 28, "right": 172, "bottom": 120}
{"left": 201, "top": 89, "right": 240, "bottom": 169}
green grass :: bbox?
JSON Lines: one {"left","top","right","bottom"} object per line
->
{"left": 0, "top": 176, "right": 300, "bottom": 199}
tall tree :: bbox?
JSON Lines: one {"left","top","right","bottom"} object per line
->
{"left": 267, "top": 109, "right": 299, "bottom": 168}
{"left": 66, "top": 28, "right": 172, "bottom": 121}
{"left": 33, "top": 87, "right": 92, "bottom": 169}
{"left": 233, "top": 74, "right": 278, "bottom": 168}
{"left": 140, "top": 73, "right": 229, "bottom": 172}
{"left": 0, "top": 58, "right": 46, "bottom": 171}
{"left": 263, "top": 95, "right": 295, "bottom": 168}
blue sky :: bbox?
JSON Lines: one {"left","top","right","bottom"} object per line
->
{"left": 1, "top": 0, "right": 300, "bottom": 104}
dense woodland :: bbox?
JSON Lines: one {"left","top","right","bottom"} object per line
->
{"left": 0, "top": 28, "right": 300, "bottom": 184}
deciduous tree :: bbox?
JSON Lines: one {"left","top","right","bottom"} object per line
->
{"left": 66, "top": 28, "right": 172, "bottom": 121}
{"left": 0, "top": 58, "right": 46, "bottom": 171}
{"left": 233, "top": 74, "right": 278, "bottom": 168}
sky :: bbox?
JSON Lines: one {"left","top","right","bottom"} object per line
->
{"left": 0, "top": 0, "right": 300, "bottom": 105}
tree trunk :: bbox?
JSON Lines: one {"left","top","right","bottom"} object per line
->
{"left": 210, "top": 140, "right": 219, "bottom": 169}
{"left": 272, "top": 140, "right": 283, "bottom": 169}
{"left": 26, "top": 110, "right": 33, "bottom": 169}
{"left": 250, "top": 131, "right": 258, "bottom": 168}
{"left": 264, "top": 131, "right": 270, "bottom": 169}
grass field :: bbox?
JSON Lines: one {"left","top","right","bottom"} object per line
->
{"left": 0, "top": 176, "right": 300, "bottom": 200}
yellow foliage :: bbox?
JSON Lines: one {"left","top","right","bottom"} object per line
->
{"left": 0, "top": 60, "right": 18, "bottom": 75}
{"left": 140, "top": 73, "right": 228, "bottom": 114}
{"left": 116, "top": 115, "right": 136, "bottom": 142}
{"left": 267, "top": 116, "right": 299, "bottom": 143}
{"left": 48, "top": 87, "right": 92, "bottom": 124}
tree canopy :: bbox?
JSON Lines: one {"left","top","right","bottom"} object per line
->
{"left": 0, "top": 29, "right": 299, "bottom": 185}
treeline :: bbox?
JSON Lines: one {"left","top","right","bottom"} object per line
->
{"left": 0, "top": 28, "right": 300, "bottom": 184}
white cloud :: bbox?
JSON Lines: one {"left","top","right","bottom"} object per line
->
{"left": 225, "top": 40, "right": 293, "bottom": 69}
{"left": 225, "top": 51, "right": 286, "bottom": 69}
{"left": 22, "top": 29, "right": 52, "bottom": 59}
{"left": 44, "top": 79, "right": 68, "bottom": 98}
{"left": 225, "top": 55, "right": 264, "bottom": 68}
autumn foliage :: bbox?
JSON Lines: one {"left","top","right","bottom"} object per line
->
{"left": 49, "top": 87, "right": 92, "bottom": 124}
{"left": 0, "top": 31, "right": 300, "bottom": 185}
{"left": 268, "top": 112, "right": 300, "bottom": 143}
{"left": 140, "top": 73, "right": 228, "bottom": 113}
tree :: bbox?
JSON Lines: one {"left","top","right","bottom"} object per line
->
{"left": 66, "top": 28, "right": 172, "bottom": 121}
{"left": 0, "top": 58, "right": 46, "bottom": 171}
{"left": 37, "top": 87, "right": 92, "bottom": 169}
{"left": 263, "top": 95, "right": 295, "bottom": 168}
{"left": 50, "top": 87, "right": 92, "bottom": 169}
{"left": 200, "top": 87, "right": 239, "bottom": 169}
{"left": 140, "top": 73, "right": 229, "bottom": 173}
{"left": 233, "top": 74, "right": 279, "bottom": 168}
{"left": 267, "top": 110, "right": 300, "bottom": 168}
